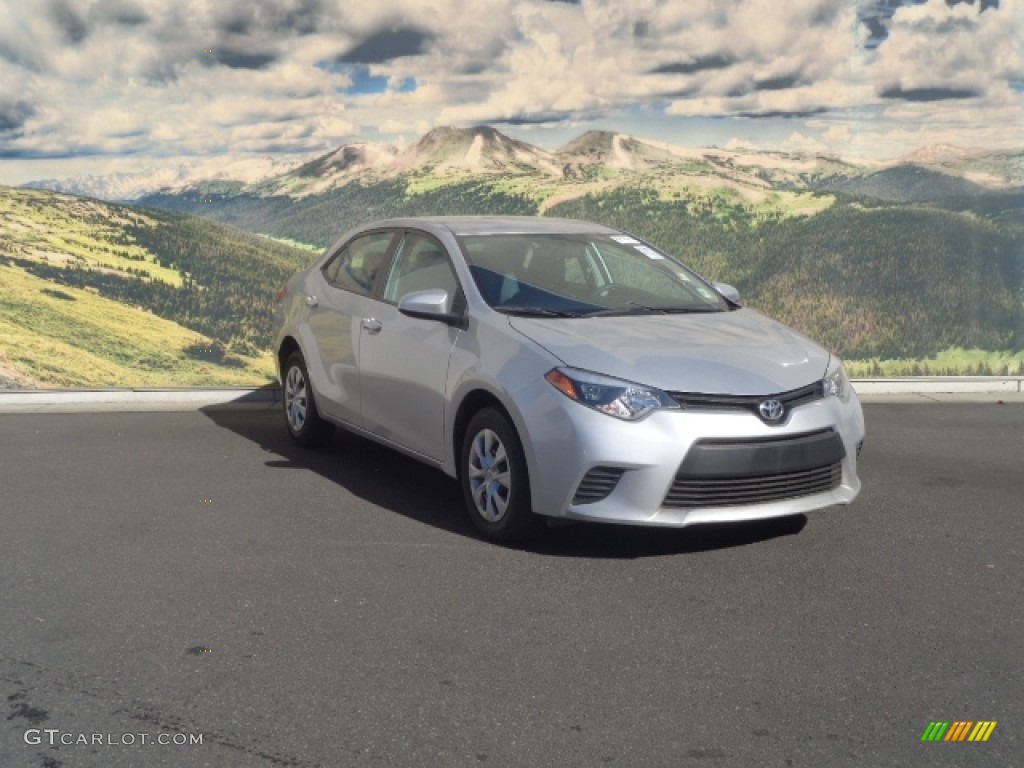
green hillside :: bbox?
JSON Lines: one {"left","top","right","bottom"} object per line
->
{"left": 0, "top": 261, "right": 270, "bottom": 387}
{"left": 0, "top": 186, "right": 313, "bottom": 387}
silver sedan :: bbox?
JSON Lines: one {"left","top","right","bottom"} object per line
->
{"left": 273, "top": 216, "right": 864, "bottom": 543}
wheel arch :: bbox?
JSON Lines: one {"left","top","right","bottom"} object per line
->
{"left": 451, "top": 389, "right": 519, "bottom": 481}
{"left": 277, "top": 335, "right": 302, "bottom": 384}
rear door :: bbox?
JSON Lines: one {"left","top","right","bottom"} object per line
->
{"left": 304, "top": 229, "right": 397, "bottom": 427}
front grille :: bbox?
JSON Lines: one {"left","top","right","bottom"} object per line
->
{"left": 668, "top": 382, "right": 823, "bottom": 423}
{"left": 663, "top": 462, "right": 842, "bottom": 508}
{"left": 572, "top": 467, "right": 625, "bottom": 505}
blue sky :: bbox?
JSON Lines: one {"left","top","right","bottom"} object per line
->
{"left": 1, "top": 0, "right": 1021, "bottom": 184}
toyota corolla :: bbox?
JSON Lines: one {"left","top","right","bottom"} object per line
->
{"left": 273, "top": 216, "right": 864, "bottom": 543}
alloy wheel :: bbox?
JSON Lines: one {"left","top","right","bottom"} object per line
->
{"left": 468, "top": 428, "right": 511, "bottom": 523}
{"left": 284, "top": 365, "right": 307, "bottom": 432}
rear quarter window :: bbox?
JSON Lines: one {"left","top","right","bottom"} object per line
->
{"left": 323, "top": 231, "right": 396, "bottom": 296}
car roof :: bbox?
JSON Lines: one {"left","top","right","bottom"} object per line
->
{"left": 362, "top": 216, "right": 623, "bottom": 237}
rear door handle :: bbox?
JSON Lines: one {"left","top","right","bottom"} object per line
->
{"left": 304, "top": 295, "right": 319, "bottom": 308}
{"left": 361, "top": 318, "right": 382, "bottom": 334}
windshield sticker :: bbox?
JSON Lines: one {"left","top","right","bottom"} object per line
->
{"left": 634, "top": 245, "right": 664, "bottom": 260}
{"left": 611, "top": 235, "right": 639, "bottom": 244}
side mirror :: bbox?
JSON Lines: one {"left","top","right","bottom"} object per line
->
{"left": 713, "top": 282, "right": 740, "bottom": 303}
{"left": 398, "top": 289, "right": 467, "bottom": 329}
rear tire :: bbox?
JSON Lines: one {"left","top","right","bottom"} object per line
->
{"left": 282, "top": 351, "right": 334, "bottom": 448}
{"left": 461, "top": 408, "right": 543, "bottom": 544}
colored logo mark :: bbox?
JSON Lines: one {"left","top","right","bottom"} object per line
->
{"left": 921, "top": 721, "right": 997, "bottom": 742}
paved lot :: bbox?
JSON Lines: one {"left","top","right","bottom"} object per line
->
{"left": 0, "top": 404, "right": 1020, "bottom": 767}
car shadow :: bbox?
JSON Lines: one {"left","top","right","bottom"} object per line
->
{"left": 200, "top": 406, "right": 808, "bottom": 559}
{"left": 525, "top": 514, "right": 807, "bottom": 559}
{"left": 200, "top": 405, "right": 476, "bottom": 537}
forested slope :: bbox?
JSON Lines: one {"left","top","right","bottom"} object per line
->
{"left": 143, "top": 176, "right": 1024, "bottom": 361}
{"left": 547, "top": 192, "right": 1022, "bottom": 358}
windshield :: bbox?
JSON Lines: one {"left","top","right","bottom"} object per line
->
{"left": 457, "top": 233, "right": 729, "bottom": 317}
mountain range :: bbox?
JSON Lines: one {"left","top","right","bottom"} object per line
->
{"left": 25, "top": 125, "right": 1024, "bottom": 206}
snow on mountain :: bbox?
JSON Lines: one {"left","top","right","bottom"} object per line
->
{"left": 255, "top": 143, "right": 399, "bottom": 197}
{"left": 897, "top": 145, "right": 1024, "bottom": 188}
{"left": 391, "top": 125, "right": 561, "bottom": 176}
{"left": 23, "top": 155, "right": 311, "bottom": 201}
{"left": 899, "top": 144, "right": 978, "bottom": 165}
{"left": 241, "top": 126, "right": 563, "bottom": 199}
{"left": 556, "top": 131, "right": 678, "bottom": 169}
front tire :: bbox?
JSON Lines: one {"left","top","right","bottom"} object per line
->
{"left": 461, "top": 408, "right": 542, "bottom": 544}
{"left": 283, "top": 351, "right": 334, "bottom": 448}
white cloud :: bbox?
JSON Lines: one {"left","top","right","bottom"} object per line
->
{"left": 0, "top": 0, "right": 1020, "bottom": 182}
{"left": 781, "top": 130, "right": 829, "bottom": 154}
{"left": 873, "top": 0, "right": 1022, "bottom": 97}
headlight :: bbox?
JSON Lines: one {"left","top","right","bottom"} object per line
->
{"left": 545, "top": 367, "right": 677, "bottom": 421}
{"left": 822, "top": 358, "right": 850, "bottom": 401}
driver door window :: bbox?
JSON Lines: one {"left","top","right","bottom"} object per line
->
{"left": 383, "top": 234, "right": 460, "bottom": 312}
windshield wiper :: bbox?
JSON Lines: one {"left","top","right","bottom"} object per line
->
{"left": 582, "top": 304, "right": 721, "bottom": 317}
{"left": 582, "top": 306, "right": 655, "bottom": 317}
{"left": 499, "top": 305, "right": 586, "bottom": 318}
{"left": 651, "top": 306, "right": 720, "bottom": 314}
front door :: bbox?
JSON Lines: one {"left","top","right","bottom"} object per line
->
{"left": 358, "top": 232, "right": 463, "bottom": 461}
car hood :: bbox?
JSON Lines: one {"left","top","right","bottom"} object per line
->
{"left": 508, "top": 308, "right": 830, "bottom": 395}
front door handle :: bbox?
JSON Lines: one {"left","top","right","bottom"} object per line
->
{"left": 304, "top": 295, "right": 319, "bottom": 308}
{"left": 361, "top": 318, "right": 382, "bottom": 334}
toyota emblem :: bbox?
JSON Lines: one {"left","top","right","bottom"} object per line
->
{"left": 759, "top": 399, "right": 785, "bottom": 422}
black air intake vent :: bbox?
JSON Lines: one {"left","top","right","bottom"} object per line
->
{"left": 572, "top": 467, "right": 625, "bottom": 505}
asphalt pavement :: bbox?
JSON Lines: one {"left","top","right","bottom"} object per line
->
{"left": 0, "top": 403, "right": 1021, "bottom": 767}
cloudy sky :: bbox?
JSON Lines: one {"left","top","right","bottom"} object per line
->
{"left": 1, "top": 0, "right": 1021, "bottom": 184}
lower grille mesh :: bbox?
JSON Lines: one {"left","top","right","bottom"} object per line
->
{"left": 573, "top": 467, "right": 625, "bottom": 505}
{"left": 664, "top": 462, "right": 841, "bottom": 508}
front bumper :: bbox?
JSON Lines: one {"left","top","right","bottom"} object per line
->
{"left": 515, "top": 383, "right": 864, "bottom": 527}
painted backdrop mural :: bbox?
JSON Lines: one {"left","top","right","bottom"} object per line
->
{"left": 0, "top": 0, "right": 1021, "bottom": 388}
